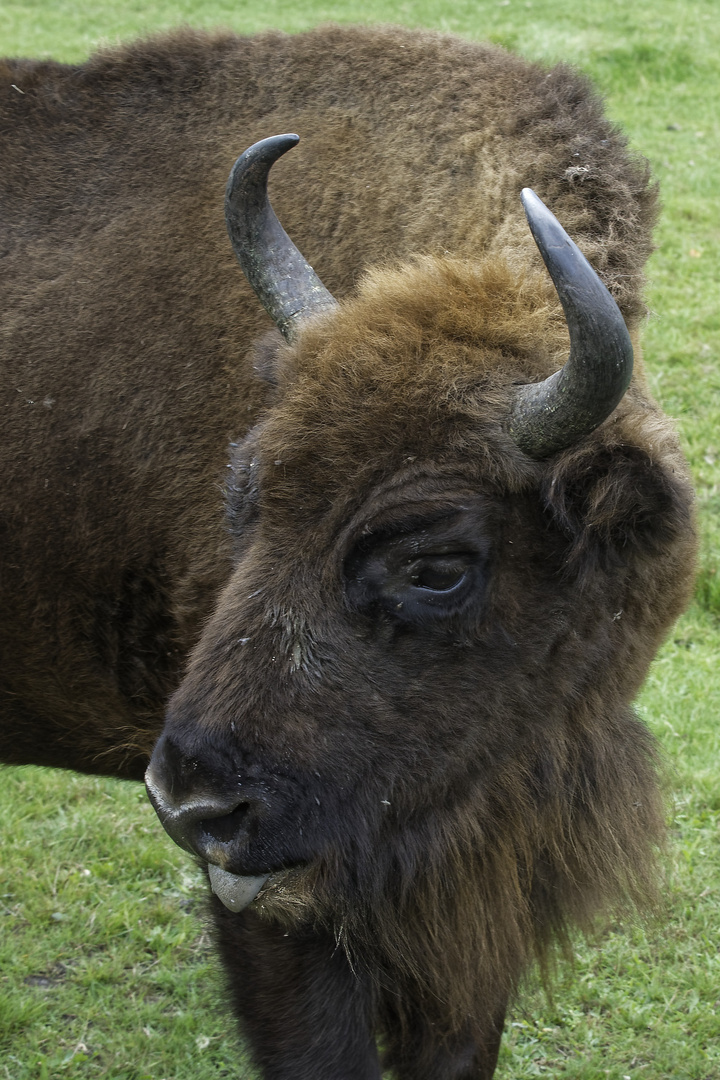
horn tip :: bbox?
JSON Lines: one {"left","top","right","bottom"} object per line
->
{"left": 274, "top": 132, "right": 300, "bottom": 149}
{"left": 229, "top": 132, "right": 300, "bottom": 177}
{"left": 226, "top": 133, "right": 301, "bottom": 205}
{"left": 520, "top": 187, "right": 553, "bottom": 226}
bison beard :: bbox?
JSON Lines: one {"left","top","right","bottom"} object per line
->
{"left": 0, "top": 23, "right": 696, "bottom": 1080}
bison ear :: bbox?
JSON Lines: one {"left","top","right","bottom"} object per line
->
{"left": 542, "top": 441, "right": 692, "bottom": 569}
{"left": 246, "top": 329, "right": 287, "bottom": 387}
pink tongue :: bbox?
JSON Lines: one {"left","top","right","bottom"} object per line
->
{"left": 208, "top": 864, "right": 269, "bottom": 912}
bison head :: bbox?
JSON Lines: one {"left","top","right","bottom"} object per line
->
{"left": 145, "top": 136, "right": 694, "bottom": 1004}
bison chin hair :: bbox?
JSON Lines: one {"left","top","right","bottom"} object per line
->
{"left": 250, "top": 707, "right": 664, "bottom": 1030}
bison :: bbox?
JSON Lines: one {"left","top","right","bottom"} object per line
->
{"left": 0, "top": 23, "right": 696, "bottom": 1080}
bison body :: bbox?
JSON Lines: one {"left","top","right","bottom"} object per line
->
{"left": 0, "top": 25, "right": 695, "bottom": 1079}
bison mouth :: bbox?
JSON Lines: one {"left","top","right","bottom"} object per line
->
{"left": 207, "top": 864, "right": 270, "bottom": 911}
{"left": 145, "top": 735, "right": 326, "bottom": 917}
{"left": 208, "top": 862, "right": 318, "bottom": 919}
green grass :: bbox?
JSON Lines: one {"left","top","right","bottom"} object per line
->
{"left": 0, "top": 771, "right": 248, "bottom": 1079}
{"left": 1, "top": 0, "right": 719, "bottom": 1077}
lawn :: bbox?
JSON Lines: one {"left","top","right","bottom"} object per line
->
{"left": 1, "top": 0, "right": 718, "bottom": 1077}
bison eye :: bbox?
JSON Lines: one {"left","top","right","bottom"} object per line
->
{"left": 410, "top": 557, "right": 468, "bottom": 593}
{"left": 345, "top": 509, "right": 490, "bottom": 624}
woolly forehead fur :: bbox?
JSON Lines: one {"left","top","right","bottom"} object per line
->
{"left": 248, "top": 257, "right": 561, "bottom": 512}
{"left": 236, "top": 252, "right": 682, "bottom": 539}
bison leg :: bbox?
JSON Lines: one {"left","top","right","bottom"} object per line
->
{"left": 212, "top": 901, "right": 381, "bottom": 1080}
{"left": 380, "top": 993, "right": 506, "bottom": 1080}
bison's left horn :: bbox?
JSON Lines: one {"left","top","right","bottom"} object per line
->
{"left": 508, "top": 189, "right": 634, "bottom": 458}
{"left": 225, "top": 133, "right": 338, "bottom": 342}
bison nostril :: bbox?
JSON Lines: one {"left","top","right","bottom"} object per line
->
{"left": 199, "top": 803, "right": 251, "bottom": 845}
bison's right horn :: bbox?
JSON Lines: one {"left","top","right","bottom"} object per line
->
{"left": 225, "top": 134, "right": 338, "bottom": 342}
{"left": 507, "top": 189, "right": 634, "bottom": 459}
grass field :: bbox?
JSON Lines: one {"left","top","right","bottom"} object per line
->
{"left": 1, "top": 0, "right": 719, "bottom": 1077}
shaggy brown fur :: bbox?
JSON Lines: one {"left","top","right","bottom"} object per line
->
{"left": 0, "top": 24, "right": 695, "bottom": 1080}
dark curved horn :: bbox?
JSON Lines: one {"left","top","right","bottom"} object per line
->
{"left": 225, "top": 134, "right": 338, "bottom": 343}
{"left": 507, "top": 189, "right": 633, "bottom": 459}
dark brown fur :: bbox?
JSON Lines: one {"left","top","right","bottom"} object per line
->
{"left": 0, "top": 25, "right": 695, "bottom": 1079}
